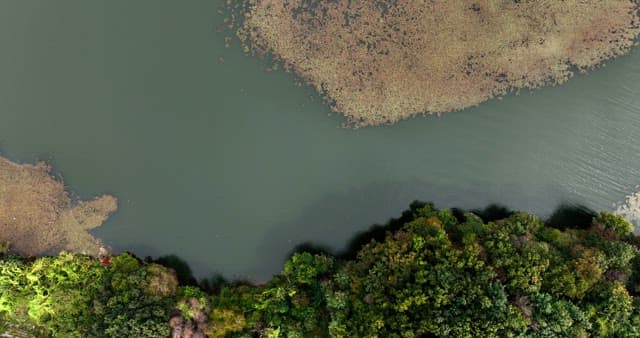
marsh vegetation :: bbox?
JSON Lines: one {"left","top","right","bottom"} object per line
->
{"left": 238, "top": 0, "right": 640, "bottom": 126}
{"left": 0, "top": 155, "right": 117, "bottom": 257}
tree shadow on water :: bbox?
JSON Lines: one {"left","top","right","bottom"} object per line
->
{"left": 251, "top": 180, "right": 565, "bottom": 279}
{"left": 286, "top": 201, "right": 518, "bottom": 261}
{"left": 288, "top": 242, "right": 334, "bottom": 257}
{"left": 134, "top": 199, "right": 600, "bottom": 292}
{"left": 285, "top": 201, "right": 600, "bottom": 264}
{"left": 335, "top": 202, "right": 521, "bottom": 260}
{"left": 121, "top": 183, "right": 582, "bottom": 287}
{"left": 336, "top": 200, "right": 427, "bottom": 260}
{"left": 545, "top": 203, "right": 596, "bottom": 230}
{"left": 284, "top": 201, "right": 432, "bottom": 261}
{"left": 151, "top": 254, "right": 198, "bottom": 286}
{"left": 150, "top": 254, "right": 253, "bottom": 293}
{"left": 471, "top": 204, "right": 515, "bottom": 223}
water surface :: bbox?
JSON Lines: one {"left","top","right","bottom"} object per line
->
{"left": 1, "top": 0, "right": 639, "bottom": 280}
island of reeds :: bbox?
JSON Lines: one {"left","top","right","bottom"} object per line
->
{"left": 235, "top": 0, "right": 640, "bottom": 126}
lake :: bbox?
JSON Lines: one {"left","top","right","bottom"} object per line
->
{"left": 1, "top": 0, "right": 639, "bottom": 281}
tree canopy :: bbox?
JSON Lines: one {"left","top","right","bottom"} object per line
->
{"left": 2, "top": 204, "right": 640, "bottom": 337}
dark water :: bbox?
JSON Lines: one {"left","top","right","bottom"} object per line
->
{"left": 1, "top": 1, "right": 639, "bottom": 280}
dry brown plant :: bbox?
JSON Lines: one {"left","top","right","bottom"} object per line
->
{"left": 0, "top": 155, "right": 117, "bottom": 256}
{"left": 238, "top": 0, "right": 640, "bottom": 126}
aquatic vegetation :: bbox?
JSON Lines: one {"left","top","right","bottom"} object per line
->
{"left": 237, "top": 0, "right": 640, "bottom": 126}
{"left": 0, "top": 155, "right": 117, "bottom": 256}
{"left": 2, "top": 204, "right": 640, "bottom": 337}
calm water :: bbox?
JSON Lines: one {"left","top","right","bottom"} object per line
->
{"left": 1, "top": 1, "right": 639, "bottom": 280}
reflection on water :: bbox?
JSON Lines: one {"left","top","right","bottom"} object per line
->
{"left": 0, "top": 0, "right": 639, "bottom": 280}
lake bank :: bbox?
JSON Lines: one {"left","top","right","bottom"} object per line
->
{"left": 3, "top": 203, "right": 639, "bottom": 337}
{"left": 1, "top": 0, "right": 640, "bottom": 281}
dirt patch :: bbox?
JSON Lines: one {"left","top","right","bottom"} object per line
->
{"left": 237, "top": 0, "right": 640, "bottom": 126}
{"left": 0, "top": 155, "right": 117, "bottom": 256}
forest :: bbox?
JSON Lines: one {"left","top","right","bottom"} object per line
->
{"left": 1, "top": 203, "right": 639, "bottom": 337}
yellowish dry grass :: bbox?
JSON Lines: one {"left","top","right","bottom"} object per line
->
{"left": 239, "top": 0, "right": 640, "bottom": 126}
{"left": 0, "top": 155, "right": 117, "bottom": 256}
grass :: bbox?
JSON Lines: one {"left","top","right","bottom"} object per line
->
{"left": 238, "top": 0, "right": 640, "bottom": 127}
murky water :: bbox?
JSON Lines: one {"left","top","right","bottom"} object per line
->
{"left": 1, "top": 1, "right": 639, "bottom": 280}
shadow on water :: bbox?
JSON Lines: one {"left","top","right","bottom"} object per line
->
{"left": 544, "top": 203, "right": 597, "bottom": 230}
{"left": 150, "top": 254, "right": 198, "bottom": 286}
{"left": 285, "top": 201, "right": 599, "bottom": 263}
{"left": 116, "top": 181, "right": 596, "bottom": 286}
{"left": 471, "top": 204, "right": 515, "bottom": 223}
{"left": 288, "top": 242, "right": 334, "bottom": 258}
{"left": 247, "top": 179, "right": 566, "bottom": 279}
{"left": 334, "top": 200, "right": 427, "bottom": 260}
{"left": 143, "top": 198, "right": 604, "bottom": 289}
{"left": 105, "top": 241, "right": 244, "bottom": 291}
{"left": 148, "top": 254, "right": 251, "bottom": 293}
{"left": 289, "top": 201, "right": 429, "bottom": 261}
{"left": 287, "top": 202, "right": 519, "bottom": 261}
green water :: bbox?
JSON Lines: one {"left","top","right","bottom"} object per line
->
{"left": 1, "top": 1, "right": 640, "bottom": 280}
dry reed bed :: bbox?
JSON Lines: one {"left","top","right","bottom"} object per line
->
{"left": 238, "top": 0, "right": 640, "bottom": 126}
{"left": 0, "top": 155, "right": 117, "bottom": 256}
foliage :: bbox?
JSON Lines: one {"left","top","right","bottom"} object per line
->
{"left": 1, "top": 205, "right": 640, "bottom": 337}
{"left": 0, "top": 253, "right": 177, "bottom": 337}
{"left": 209, "top": 206, "right": 640, "bottom": 337}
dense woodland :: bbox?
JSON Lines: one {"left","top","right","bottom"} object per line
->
{"left": 1, "top": 203, "right": 640, "bottom": 337}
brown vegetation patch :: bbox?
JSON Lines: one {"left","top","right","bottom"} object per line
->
{"left": 0, "top": 155, "right": 117, "bottom": 256}
{"left": 238, "top": 0, "right": 640, "bottom": 126}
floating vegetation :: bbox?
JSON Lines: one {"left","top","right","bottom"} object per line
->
{"left": 236, "top": 0, "right": 640, "bottom": 126}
